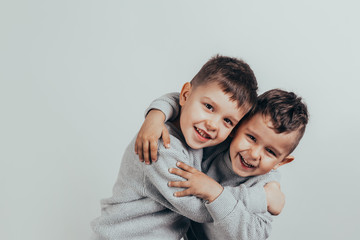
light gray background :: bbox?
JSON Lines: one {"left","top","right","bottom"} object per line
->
{"left": 1, "top": 1, "right": 359, "bottom": 239}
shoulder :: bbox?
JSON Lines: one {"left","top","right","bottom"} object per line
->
{"left": 157, "top": 122, "right": 203, "bottom": 165}
{"left": 246, "top": 170, "right": 281, "bottom": 186}
{"left": 160, "top": 122, "right": 188, "bottom": 153}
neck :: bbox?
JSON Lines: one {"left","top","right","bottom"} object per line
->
{"left": 170, "top": 115, "right": 181, "bottom": 132}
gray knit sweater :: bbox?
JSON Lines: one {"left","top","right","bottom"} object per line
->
{"left": 91, "top": 93, "right": 279, "bottom": 240}
{"left": 91, "top": 123, "right": 210, "bottom": 240}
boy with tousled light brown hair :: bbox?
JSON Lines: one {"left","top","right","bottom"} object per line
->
{"left": 136, "top": 88, "right": 309, "bottom": 239}
{"left": 135, "top": 55, "right": 258, "bottom": 163}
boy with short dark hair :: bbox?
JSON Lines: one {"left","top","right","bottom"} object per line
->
{"left": 91, "top": 55, "right": 270, "bottom": 240}
{"left": 137, "top": 88, "right": 309, "bottom": 239}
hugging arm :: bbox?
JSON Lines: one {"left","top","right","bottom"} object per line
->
{"left": 264, "top": 181, "right": 285, "bottom": 215}
{"left": 146, "top": 146, "right": 278, "bottom": 229}
{"left": 168, "top": 161, "right": 224, "bottom": 203}
{"left": 206, "top": 193, "right": 274, "bottom": 240}
{"left": 141, "top": 139, "right": 215, "bottom": 223}
{"left": 206, "top": 179, "right": 282, "bottom": 240}
{"left": 135, "top": 109, "right": 170, "bottom": 164}
{"left": 135, "top": 93, "right": 180, "bottom": 164}
{"left": 207, "top": 172, "right": 284, "bottom": 239}
{"left": 169, "top": 161, "right": 282, "bottom": 240}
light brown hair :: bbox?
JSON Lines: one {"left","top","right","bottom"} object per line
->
{"left": 253, "top": 89, "right": 309, "bottom": 153}
{"left": 191, "top": 55, "right": 258, "bottom": 113}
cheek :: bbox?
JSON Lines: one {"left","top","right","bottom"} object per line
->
{"left": 180, "top": 113, "right": 191, "bottom": 130}
{"left": 187, "top": 106, "right": 204, "bottom": 120}
{"left": 218, "top": 127, "right": 232, "bottom": 140}
{"left": 260, "top": 158, "right": 278, "bottom": 170}
{"left": 230, "top": 139, "right": 241, "bottom": 153}
{"left": 182, "top": 107, "right": 198, "bottom": 123}
{"left": 232, "top": 137, "right": 246, "bottom": 149}
{"left": 189, "top": 102, "right": 202, "bottom": 112}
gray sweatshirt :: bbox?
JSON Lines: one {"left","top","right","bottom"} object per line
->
{"left": 91, "top": 93, "right": 279, "bottom": 240}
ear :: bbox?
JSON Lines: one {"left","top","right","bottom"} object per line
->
{"left": 272, "top": 155, "right": 295, "bottom": 170}
{"left": 179, "top": 82, "right": 192, "bottom": 106}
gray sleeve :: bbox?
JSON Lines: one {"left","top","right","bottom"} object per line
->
{"left": 202, "top": 171, "right": 281, "bottom": 240}
{"left": 143, "top": 137, "right": 213, "bottom": 223}
{"left": 144, "top": 92, "right": 180, "bottom": 122}
{"left": 228, "top": 170, "right": 281, "bottom": 213}
{"left": 225, "top": 184, "right": 268, "bottom": 213}
{"left": 204, "top": 188, "right": 273, "bottom": 240}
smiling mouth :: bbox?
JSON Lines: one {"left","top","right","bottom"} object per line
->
{"left": 194, "top": 127, "right": 212, "bottom": 140}
{"left": 239, "top": 154, "right": 255, "bottom": 168}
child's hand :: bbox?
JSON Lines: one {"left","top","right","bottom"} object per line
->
{"left": 264, "top": 181, "right": 285, "bottom": 216}
{"left": 168, "top": 161, "right": 224, "bottom": 203}
{"left": 135, "top": 110, "right": 171, "bottom": 164}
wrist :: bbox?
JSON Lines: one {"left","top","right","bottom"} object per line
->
{"left": 207, "top": 185, "right": 224, "bottom": 203}
{"left": 147, "top": 109, "right": 166, "bottom": 122}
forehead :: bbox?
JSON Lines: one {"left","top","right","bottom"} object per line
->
{"left": 192, "top": 82, "right": 247, "bottom": 116}
{"left": 238, "top": 113, "right": 298, "bottom": 155}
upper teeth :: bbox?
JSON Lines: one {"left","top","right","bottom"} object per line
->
{"left": 196, "top": 127, "right": 210, "bottom": 139}
{"left": 241, "top": 155, "right": 255, "bottom": 168}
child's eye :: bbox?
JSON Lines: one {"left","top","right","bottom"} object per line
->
{"left": 204, "top": 103, "right": 214, "bottom": 111}
{"left": 266, "top": 148, "right": 277, "bottom": 157}
{"left": 247, "top": 134, "right": 256, "bottom": 142}
{"left": 224, "top": 118, "right": 233, "bottom": 126}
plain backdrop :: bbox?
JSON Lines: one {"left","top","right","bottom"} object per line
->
{"left": 1, "top": 1, "right": 360, "bottom": 239}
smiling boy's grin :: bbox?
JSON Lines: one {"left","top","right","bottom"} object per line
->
{"left": 194, "top": 126, "right": 212, "bottom": 141}
{"left": 239, "top": 153, "right": 256, "bottom": 168}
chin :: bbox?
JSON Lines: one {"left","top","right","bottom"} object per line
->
{"left": 190, "top": 145, "right": 202, "bottom": 150}
{"left": 186, "top": 140, "right": 202, "bottom": 150}
{"left": 235, "top": 171, "right": 251, "bottom": 177}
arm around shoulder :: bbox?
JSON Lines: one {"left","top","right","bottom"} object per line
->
{"left": 205, "top": 187, "right": 274, "bottom": 240}
{"left": 145, "top": 92, "right": 180, "bottom": 121}
{"left": 142, "top": 135, "right": 213, "bottom": 223}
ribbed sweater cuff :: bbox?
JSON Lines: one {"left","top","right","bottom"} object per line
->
{"left": 205, "top": 188, "right": 237, "bottom": 222}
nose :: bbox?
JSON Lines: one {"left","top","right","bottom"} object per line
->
{"left": 205, "top": 119, "right": 218, "bottom": 132}
{"left": 249, "top": 145, "right": 261, "bottom": 161}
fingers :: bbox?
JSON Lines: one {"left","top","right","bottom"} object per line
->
{"left": 175, "top": 161, "right": 198, "bottom": 173}
{"left": 135, "top": 137, "right": 144, "bottom": 162}
{"left": 135, "top": 138, "right": 138, "bottom": 155}
{"left": 265, "top": 181, "right": 281, "bottom": 190}
{"left": 271, "top": 181, "right": 281, "bottom": 188}
{"left": 150, "top": 139, "right": 158, "bottom": 162}
{"left": 142, "top": 142, "right": 151, "bottom": 165}
{"left": 168, "top": 180, "right": 190, "bottom": 188}
{"left": 173, "top": 189, "right": 192, "bottom": 197}
{"left": 136, "top": 134, "right": 159, "bottom": 164}
{"left": 168, "top": 167, "right": 191, "bottom": 179}
{"left": 162, "top": 127, "right": 170, "bottom": 149}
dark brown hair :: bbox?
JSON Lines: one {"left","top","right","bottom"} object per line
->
{"left": 190, "top": 55, "right": 258, "bottom": 112}
{"left": 252, "top": 89, "right": 309, "bottom": 153}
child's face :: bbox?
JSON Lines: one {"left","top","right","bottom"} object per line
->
{"left": 229, "top": 113, "right": 296, "bottom": 177}
{"left": 179, "top": 82, "right": 247, "bottom": 149}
